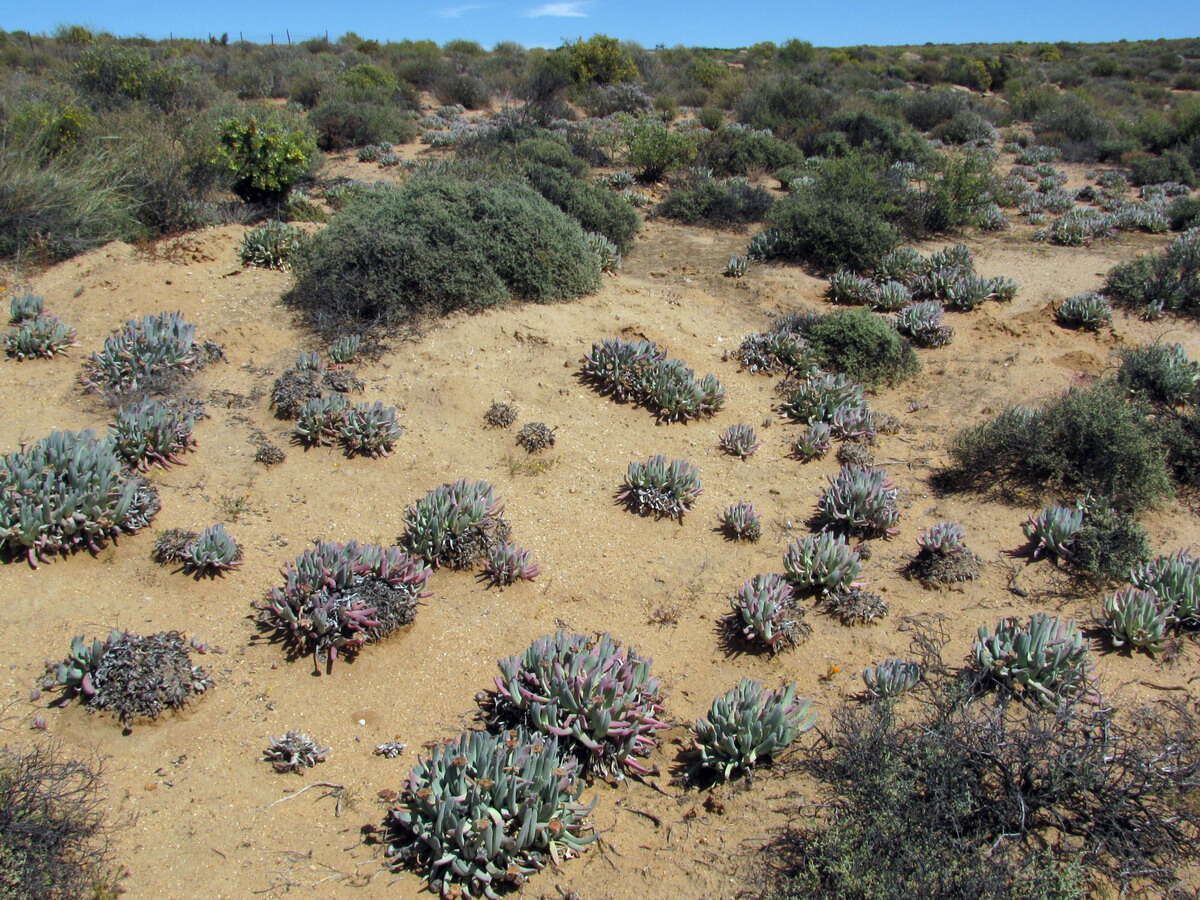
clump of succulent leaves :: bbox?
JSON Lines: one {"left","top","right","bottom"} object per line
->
{"left": 719, "top": 424, "right": 760, "bottom": 459}
{"left": 906, "top": 521, "right": 982, "bottom": 585}
{"left": 734, "top": 330, "right": 815, "bottom": 375}
{"left": 256, "top": 540, "right": 431, "bottom": 669}
{"left": 263, "top": 731, "right": 330, "bottom": 773}
{"left": 482, "top": 542, "right": 540, "bottom": 587}
{"left": 618, "top": 455, "right": 702, "bottom": 521}
{"left": 492, "top": 631, "right": 668, "bottom": 776}
{"left": 894, "top": 301, "right": 954, "bottom": 348}
{"left": 47, "top": 629, "right": 212, "bottom": 726}
{"left": 109, "top": 398, "right": 199, "bottom": 470}
{"left": 777, "top": 372, "right": 866, "bottom": 424}
{"left": 718, "top": 500, "right": 762, "bottom": 541}
{"left": 254, "top": 442, "right": 286, "bottom": 466}
{"left": 179, "top": 524, "right": 242, "bottom": 576}
{"left": 4, "top": 313, "right": 77, "bottom": 360}
{"left": 240, "top": 220, "right": 303, "bottom": 269}
{"left": 580, "top": 337, "right": 724, "bottom": 422}
{"left": 861, "top": 658, "right": 923, "bottom": 699}
{"left": 9, "top": 292, "right": 44, "bottom": 323}
{"left": 1056, "top": 291, "right": 1113, "bottom": 330}
{"left": 792, "top": 422, "right": 833, "bottom": 461}
{"left": 971, "top": 613, "right": 1092, "bottom": 708}
{"left": 402, "top": 479, "right": 510, "bottom": 570}
{"left": 326, "top": 335, "right": 362, "bottom": 364}
{"left": 482, "top": 401, "right": 518, "bottom": 428}
{"left": 783, "top": 532, "right": 862, "bottom": 595}
{"left": 1023, "top": 504, "right": 1085, "bottom": 562}
{"left": 1102, "top": 587, "right": 1172, "bottom": 655}
{"left": 728, "top": 573, "right": 808, "bottom": 652}
{"left": 692, "top": 679, "right": 815, "bottom": 782}
{"left": 724, "top": 254, "right": 748, "bottom": 278}
{"left": 382, "top": 727, "right": 595, "bottom": 899}
{"left": 1, "top": 430, "right": 160, "bottom": 568}
{"left": 516, "top": 422, "right": 556, "bottom": 454}
{"left": 585, "top": 231, "right": 622, "bottom": 273}
{"left": 293, "top": 396, "right": 402, "bottom": 457}
{"left": 152, "top": 528, "right": 198, "bottom": 565}
{"left": 1131, "top": 549, "right": 1200, "bottom": 629}
{"left": 816, "top": 464, "right": 900, "bottom": 538}
{"left": 80, "top": 311, "right": 222, "bottom": 396}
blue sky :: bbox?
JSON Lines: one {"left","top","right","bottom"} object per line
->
{"left": 6, "top": 0, "right": 1198, "bottom": 48}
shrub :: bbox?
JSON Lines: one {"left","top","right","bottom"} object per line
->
{"left": 288, "top": 177, "right": 600, "bottom": 330}
{"left": 719, "top": 501, "right": 762, "bottom": 541}
{"left": 719, "top": 424, "right": 760, "bottom": 459}
{"left": 586, "top": 81, "right": 652, "bottom": 116}
{"left": 625, "top": 118, "right": 697, "bottom": 181}
{"left": 402, "top": 479, "right": 507, "bottom": 569}
{"left": 764, "top": 191, "right": 901, "bottom": 273}
{"left": 523, "top": 163, "right": 640, "bottom": 251}
{"left": 4, "top": 315, "right": 76, "bottom": 360}
{"left": 695, "top": 126, "right": 803, "bottom": 176}
{"left": 798, "top": 309, "right": 920, "bottom": 387}
{"left": 692, "top": 680, "right": 815, "bottom": 781}
{"left": 255, "top": 539, "right": 431, "bottom": 668}
{"left": 382, "top": 727, "right": 594, "bottom": 897}
{"left": 310, "top": 99, "right": 416, "bottom": 150}
{"left": 240, "top": 220, "right": 303, "bottom": 269}
{"left": 1128, "top": 150, "right": 1196, "bottom": 187}
{"left": 210, "top": 112, "right": 317, "bottom": 202}
{"left": 817, "top": 465, "right": 901, "bottom": 538}
{"left": 109, "top": 398, "right": 197, "bottom": 470}
{"left": 657, "top": 176, "right": 773, "bottom": 225}
{"left": 618, "top": 455, "right": 702, "bottom": 520}
{"left": 482, "top": 542, "right": 540, "bottom": 587}
{"left": 262, "top": 731, "right": 329, "bottom": 774}
{"left": 179, "top": 523, "right": 242, "bottom": 576}
{"left": 728, "top": 574, "right": 804, "bottom": 651}
{"left": 971, "top": 613, "right": 1091, "bottom": 707}
{"left": 947, "top": 382, "right": 1172, "bottom": 510}
{"left": 1, "top": 430, "right": 159, "bottom": 568}
{"left": 903, "top": 89, "right": 969, "bottom": 131}
{"left": 1166, "top": 196, "right": 1200, "bottom": 231}
{"left": 79, "top": 311, "right": 219, "bottom": 396}
{"left": 1071, "top": 498, "right": 1151, "bottom": 581}
{"left": 932, "top": 110, "right": 998, "bottom": 145}
{"left": 1104, "top": 229, "right": 1200, "bottom": 316}
{"left": 0, "top": 744, "right": 118, "bottom": 899}
{"left": 47, "top": 629, "right": 211, "bottom": 725}
{"left": 1056, "top": 291, "right": 1112, "bottom": 330}
{"left": 492, "top": 631, "right": 668, "bottom": 775}
{"left": 783, "top": 532, "right": 862, "bottom": 595}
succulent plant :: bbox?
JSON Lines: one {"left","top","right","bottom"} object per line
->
{"left": 493, "top": 631, "right": 668, "bottom": 776}
{"left": 894, "top": 301, "right": 954, "bottom": 348}
{"left": 618, "top": 455, "right": 702, "bottom": 520}
{"left": 918, "top": 521, "right": 967, "bottom": 556}
{"left": 828, "top": 403, "right": 876, "bottom": 442}
{"left": 719, "top": 424, "right": 760, "bottom": 459}
{"left": 827, "top": 269, "right": 877, "bottom": 305}
{"left": 402, "top": 479, "right": 507, "bottom": 569}
{"left": 383, "top": 727, "right": 595, "bottom": 898}
{"left": 294, "top": 350, "right": 324, "bottom": 371}
{"left": 152, "top": 528, "right": 198, "bottom": 565}
{"left": 747, "top": 228, "right": 784, "bottom": 260}
{"left": 1056, "top": 292, "right": 1113, "bottom": 330}
{"left": 778, "top": 372, "right": 867, "bottom": 424}
{"left": 861, "top": 658, "right": 922, "bottom": 699}
{"left": 718, "top": 501, "right": 762, "bottom": 541}
{"left": 870, "top": 280, "right": 912, "bottom": 312}
{"left": 338, "top": 401, "right": 402, "bottom": 457}
{"left": 240, "top": 220, "right": 303, "bottom": 269}
{"left": 724, "top": 254, "right": 748, "bottom": 278}
{"left": 943, "top": 274, "right": 995, "bottom": 311}
{"left": 976, "top": 202, "right": 1009, "bottom": 231}
{"left": 47, "top": 629, "right": 211, "bottom": 725}
{"left": 585, "top": 231, "right": 622, "bottom": 273}
{"left": 109, "top": 399, "right": 197, "bottom": 470}
{"left": 926, "top": 244, "right": 974, "bottom": 273}
{"left": 1117, "top": 343, "right": 1200, "bottom": 406}
{"left": 1131, "top": 550, "right": 1200, "bottom": 628}
{"left": 579, "top": 338, "right": 665, "bottom": 402}
{"left": 263, "top": 731, "right": 330, "bottom": 773}
{"left": 326, "top": 335, "right": 362, "bottom": 365}
{"left": 792, "top": 422, "right": 833, "bottom": 461}
{"left": 482, "top": 401, "right": 518, "bottom": 428}
{"left": 256, "top": 539, "right": 431, "bottom": 668}
{"left": 729, "top": 574, "right": 804, "bottom": 651}
{"left": 640, "top": 359, "right": 726, "bottom": 422}
{"left": 826, "top": 587, "right": 889, "bottom": 625}
{"left": 1103, "top": 587, "right": 1172, "bottom": 655}
{"left": 80, "top": 311, "right": 219, "bottom": 395}
{"left": 270, "top": 368, "right": 324, "bottom": 418}
{"left": 378, "top": 152, "right": 401, "bottom": 167}
{"left": 180, "top": 524, "right": 242, "bottom": 576}
{"left": 4, "top": 315, "right": 77, "bottom": 360}
{"left": 908, "top": 521, "right": 982, "bottom": 585}
{"left": 1, "top": 430, "right": 160, "bottom": 567}
{"left": 357, "top": 144, "right": 382, "bottom": 162}
{"left": 816, "top": 465, "right": 900, "bottom": 538}
{"left": 734, "top": 331, "right": 815, "bottom": 375}
{"left": 872, "top": 247, "right": 924, "bottom": 285}
{"left": 482, "top": 542, "right": 540, "bottom": 587}
{"left": 1023, "top": 505, "right": 1084, "bottom": 561}
{"left": 692, "top": 680, "right": 815, "bottom": 781}
{"left": 294, "top": 393, "right": 349, "bottom": 447}
{"left": 8, "top": 292, "right": 44, "bottom": 324}
{"left": 516, "top": 422, "right": 556, "bottom": 454}
{"left": 783, "top": 532, "right": 862, "bottom": 595}
{"left": 972, "top": 613, "right": 1091, "bottom": 707}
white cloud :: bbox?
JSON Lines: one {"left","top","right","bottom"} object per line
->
{"left": 438, "top": 3, "right": 488, "bottom": 17}
{"left": 525, "top": 1, "right": 588, "bottom": 17}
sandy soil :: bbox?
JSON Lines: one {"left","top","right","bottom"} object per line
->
{"left": 1, "top": 180, "right": 1198, "bottom": 899}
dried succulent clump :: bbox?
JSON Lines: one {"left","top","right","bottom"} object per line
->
{"left": 482, "top": 401, "right": 518, "bottom": 428}
{"left": 825, "top": 587, "right": 889, "bottom": 625}
{"left": 516, "top": 422, "right": 556, "bottom": 454}
{"left": 263, "top": 731, "right": 330, "bottom": 773}
{"left": 254, "top": 443, "right": 286, "bottom": 466}
{"left": 907, "top": 521, "right": 982, "bottom": 585}
{"left": 152, "top": 529, "right": 198, "bottom": 565}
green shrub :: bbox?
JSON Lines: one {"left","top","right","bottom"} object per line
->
{"left": 765, "top": 193, "right": 899, "bottom": 272}
{"left": 626, "top": 118, "right": 697, "bottom": 181}
{"left": 562, "top": 35, "right": 638, "bottom": 85}
{"left": 288, "top": 176, "right": 600, "bottom": 330}
{"left": 210, "top": 112, "right": 317, "bottom": 202}
{"left": 1166, "top": 196, "right": 1200, "bottom": 231}
{"left": 523, "top": 164, "right": 640, "bottom": 251}
{"left": 1128, "top": 149, "right": 1196, "bottom": 187}
{"left": 1072, "top": 498, "right": 1151, "bottom": 580}
{"left": 736, "top": 77, "right": 836, "bottom": 138}
{"left": 1117, "top": 343, "right": 1200, "bottom": 406}
{"left": 902, "top": 89, "right": 969, "bottom": 131}
{"left": 696, "top": 125, "right": 803, "bottom": 176}
{"left": 1104, "top": 229, "right": 1200, "bottom": 316}
{"left": 793, "top": 308, "right": 919, "bottom": 386}
{"left": 658, "top": 177, "right": 773, "bottom": 225}
{"left": 931, "top": 109, "right": 997, "bottom": 145}
{"left": 309, "top": 99, "right": 416, "bottom": 150}
{"left": 947, "top": 382, "right": 1172, "bottom": 510}
{"left": 514, "top": 137, "right": 588, "bottom": 177}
